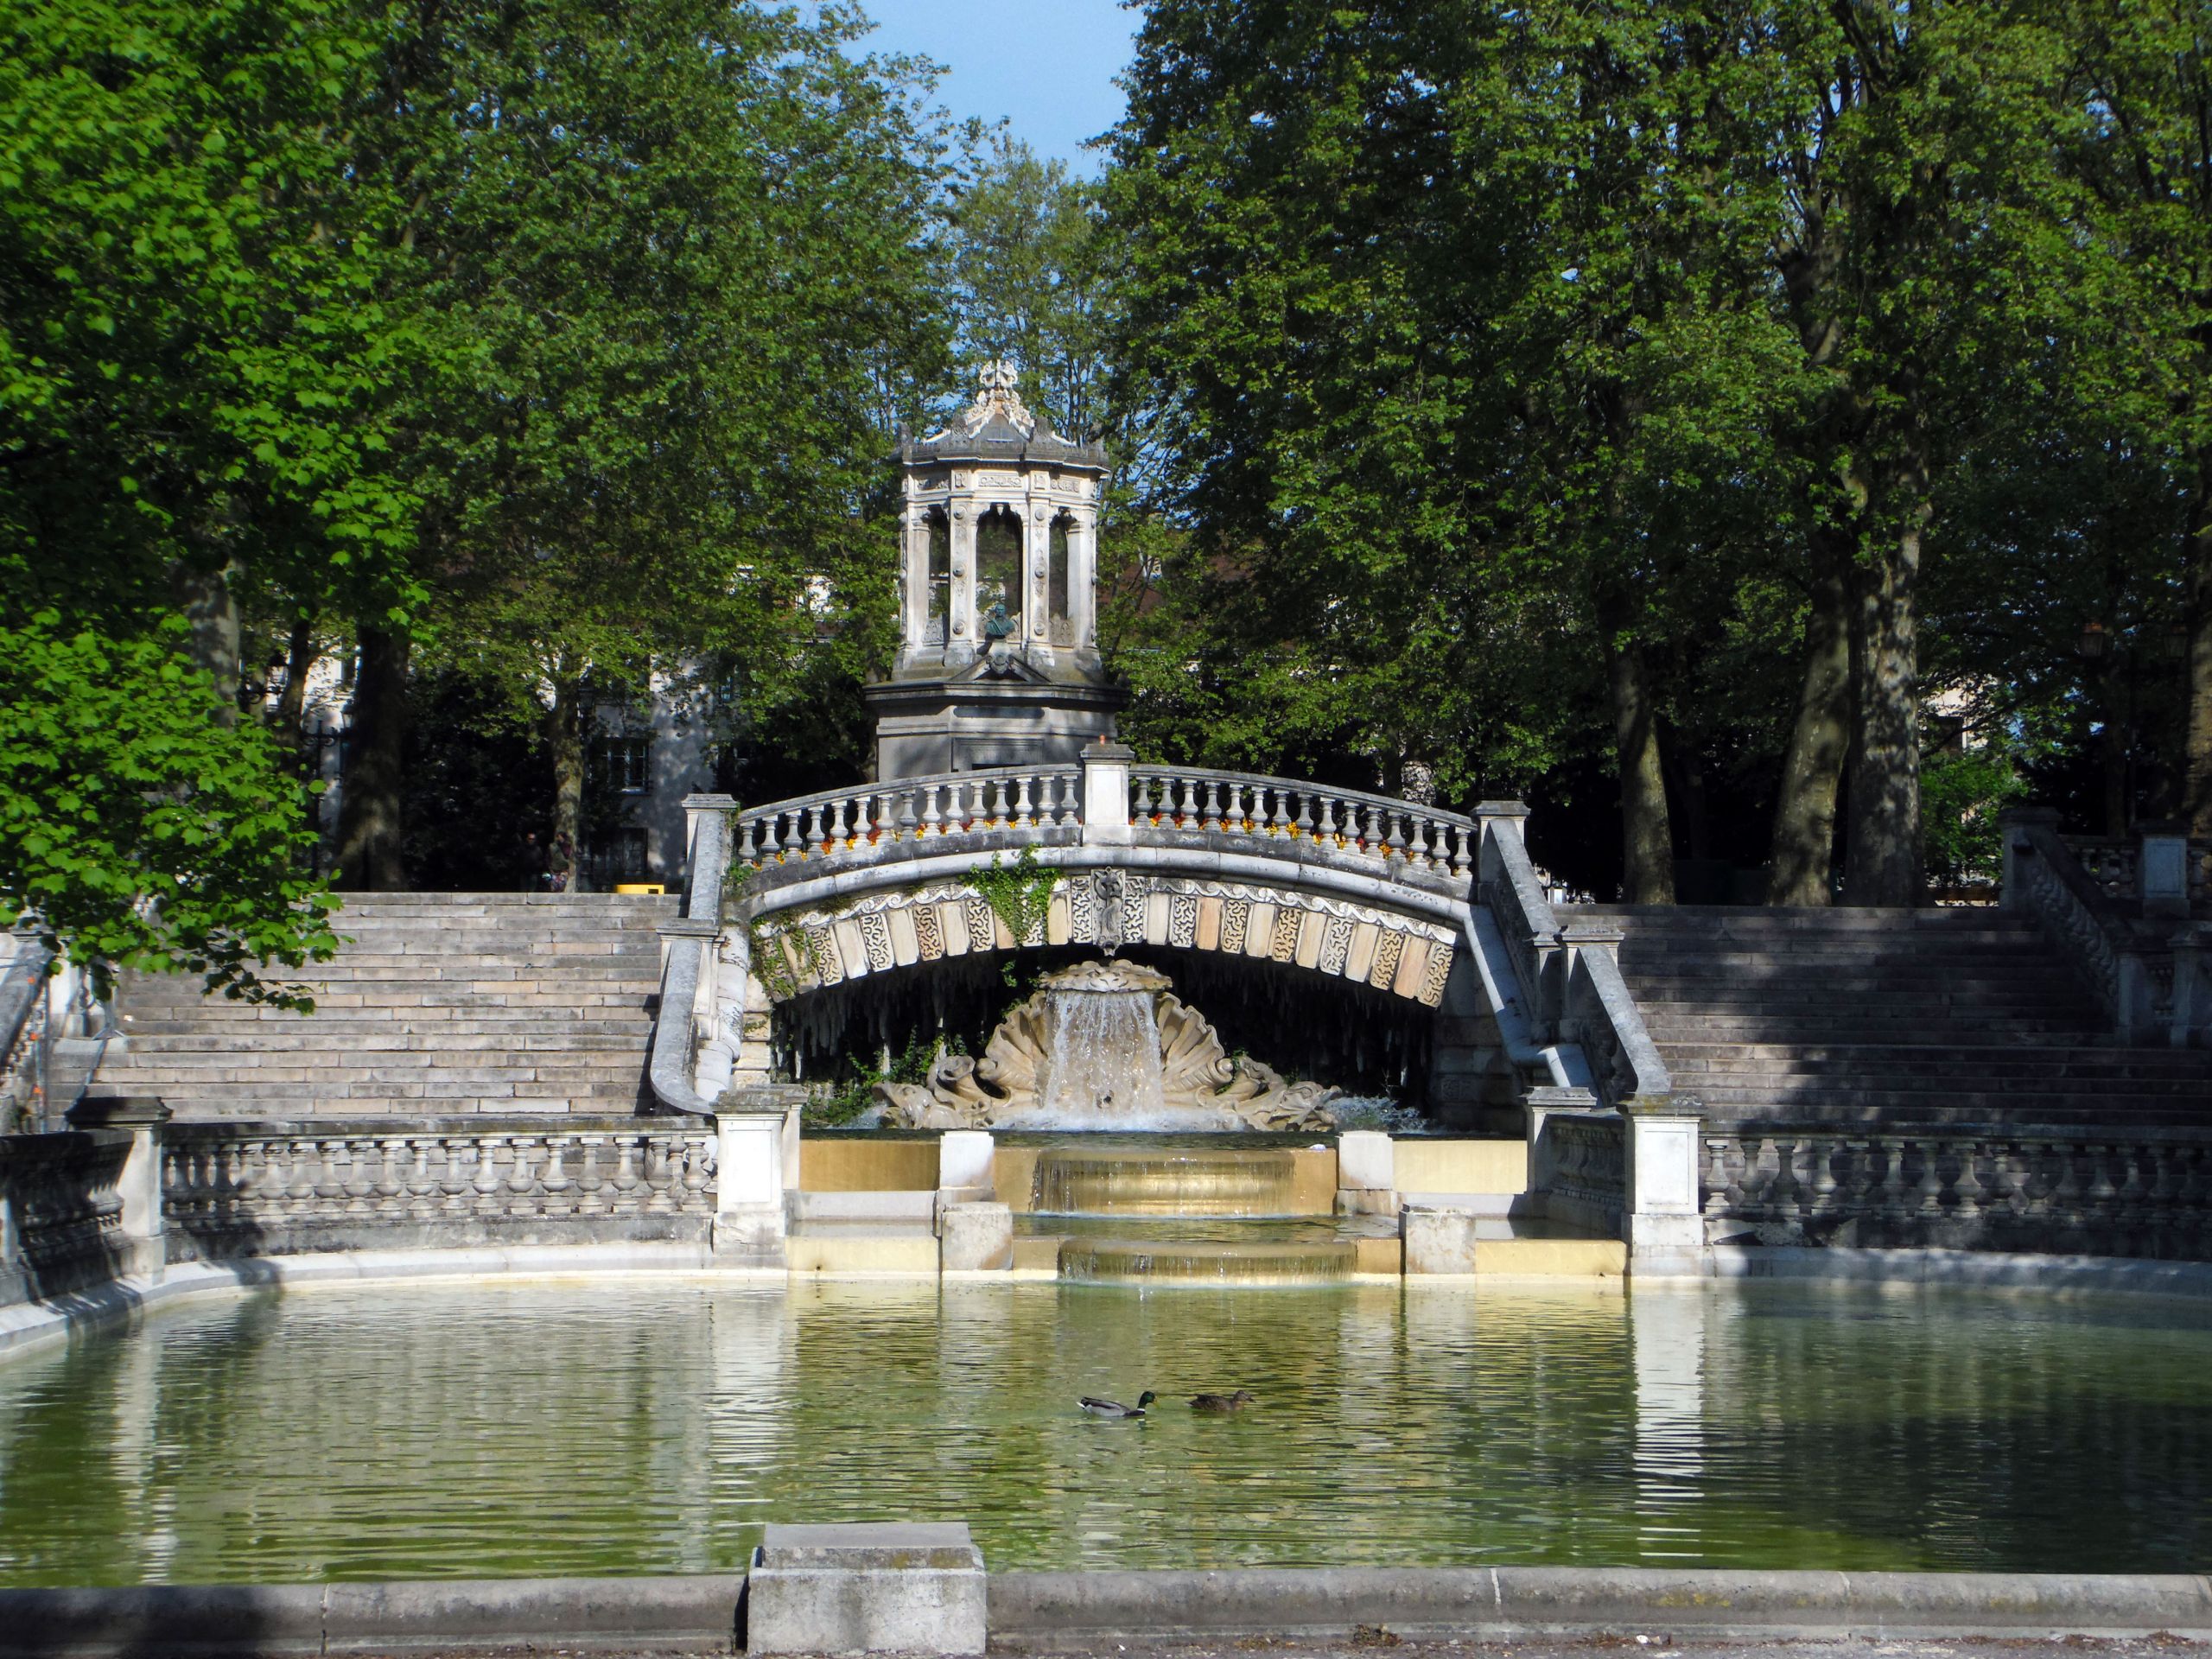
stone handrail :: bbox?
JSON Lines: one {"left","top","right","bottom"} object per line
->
{"left": 649, "top": 795, "right": 734, "bottom": 1116}
{"left": 1126, "top": 766, "right": 1475, "bottom": 887}
{"left": 1999, "top": 807, "right": 2199, "bottom": 1043}
{"left": 733, "top": 766, "right": 1084, "bottom": 881}
{"left": 0, "top": 1128, "right": 130, "bottom": 1305}
{"left": 0, "top": 941, "right": 54, "bottom": 1130}
{"left": 1529, "top": 1103, "right": 1627, "bottom": 1232}
{"left": 1703, "top": 1122, "right": 2211, "bottom": 1261}
{"left": 164, "top": 1117, "right": 720, "bottom": 1257}
{"left": 1474, "top": 806, "right": 1675, "bottom": 1108}
{"left": 2062, "top": 832, "right": 2212, "bottom": 909}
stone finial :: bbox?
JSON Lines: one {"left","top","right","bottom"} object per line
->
{"left": 955, "top": 358, "right": 1035, "bottom": 437}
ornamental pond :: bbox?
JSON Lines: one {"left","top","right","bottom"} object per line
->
{"left": 0, "top": 1276, "right": 2206, "bottom": 1586}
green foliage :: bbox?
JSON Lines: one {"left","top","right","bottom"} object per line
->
{"left": 0, "top": 615, "right": 336, "bottom": 1007}
{"left": 969, "top": 846, "right": 1057, "bottom": 950}
{"left": 1922, "top": 746, "right": 2031, "bottom": 891}
{"left": 804, "top": 1033, "right": 963, "bottom": 1129}
{"left": 747, "top": 914, "right": 830, "bottom": 1004}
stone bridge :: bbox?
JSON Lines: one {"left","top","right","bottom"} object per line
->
{"left": 646, "top": 745, "right": 1676, "bottom": 1141}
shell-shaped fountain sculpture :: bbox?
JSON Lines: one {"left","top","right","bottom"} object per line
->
{"left": 874, "top": 959, "right": 1342, "bottom": 1132}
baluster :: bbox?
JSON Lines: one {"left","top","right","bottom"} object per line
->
{"left": 1303, "top": 793, "right": 1322, "bottom": 841}
{"left": 1176, "top": 776, "right": 1198, "bottom": 829}
{"left": 507, "top": 1136, "right": 540, "bottom": 1216}
{"left": 435, "top": 1137, "right": 471, "bottom": 1213}
{"left": 808, "top": 804, "right": 829, "bottom": 855}
{"left": 1385, "top": 810, "right": 1408, "bottom": 861}
{"left": 944, "top": 779, "right": 968, "bottom": 832}
{"left": 1037, "top": 772, "right": 1059, "bottom": 829}
{"left": 1452, "top": 824, "right": 1474, "bottom": 880}
{"left": 891, "top": 789, "right": 913, "bottom": 840}
{"left": 1912, "top": 1140, "right": 1944, "bottom": 1220}
{"left": 1408, "top": 815, "right": 1430, "bottom": 870}
{"left": 854, "top": 794, "right": 874, "bottom": 845}
{"left": 1224, "top": 782, "right": 1244, "bottom": 832}
{"left": 1876, "top": 1137, "right": 1910, "bottom": 1225}
{"left": 1808, "top": 1135, "right": 1839, "bottom": 1214}
{"left": 1135, "top": 774, "right": 1155, "bottom": 822}
{"left": 681, "top": 1136, "right": 714, "bottom": 1210}
{"left": 921, "top": 783, "right": 943, "bottom": 836}
{"left": 1010, "top": 773, "right": 1032, "bottom": 825}
{"left": 1360, "top": 804, "right": 1382, "bottom": 855}
{"left": 761, "top": 812, "right": 784, "bottom": 860}
{"left": 308, "top": 1138, "right": 343, "bottom": 1211}
{"left": 474, "top": 1136, "right": 507, "bottom": 1213}
{"left": 373, "top": 1138, "right": 404, "bottom": 1207}
{"left": 1202, "top": 779, "right": 1224, "bottom": 830}
{"left": 540, "top": 1136, "right": 573, "bottom": 1212}
{"left": 644, "top": 1137, "right": 678, "bottom": 1214}
{"left": 1062, "top": 772, "right": 1082, "bottom": 827}
{"left": 739, "top": 817, "right": 760, "bottom": 863}
{"left": 1263, "top": 787, "right": 1286, "bottom": 836}
{"left": 829, "top": 796, "right": 849, "bottom": 847}
{"left": 613, "top": 1136, "right": 643, "bottom": 1213}
{"left": 577, "top": 1136, "right": 606, "bottom": 1212}
{"left": 1949, "top": 1138, "right": 1982, "bottom": 1222}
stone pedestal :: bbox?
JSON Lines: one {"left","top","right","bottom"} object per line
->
{"left": 65, "top": 1095, "right": 169, "bottom": 1280}
{"left": 745, "top": 1522, "right": 985, "bottom": 1656}
{"left": 1335, "top": 1129, "right": 1397, "bottom": 1217}
{"left": 939, "top": 1202, "right": 1014, "bottom": 1273}
{"left": 715, "top": 1093, "right": 801, "bottom": 1266}
{"left": 936, "top": 1130, "right": 995, "bottom": 1207}
{"left": 1624, "top": 1106, "right": 1703, "bottom": 1262}
{"left": 1401, "top": 1202, "right": 1479, "bottom": 1274}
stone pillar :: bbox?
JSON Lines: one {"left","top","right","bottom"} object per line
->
{"left": 1623, "top": 1102, "right": 1704, "bottom": 1265}
{"left": 66, "top": 1095, "right": 170, "bottom": 1280}
{"left": 746, "top": 1523, "right": 987, "bottom": 1656}
{"left": 1526, "top": 1083, "right": 1599, "bottom": 1213}
{"left": 901, "top": 507, "right": 930, "bottom": 652}
{"left": 715, "top": 1086, "right": 802, "bottom": 1265}
{"left": 1028, "top": 502, "right": 1052, "bottom": 646}
{"left": 1080, "top": 741, "right": 1134, "bottom": 846}
{"left": 2171, "top": 925, "right": 2212, "bottom": 1048}
{"left": 1070, "top": 505, "right": 1098, "bottom": 654}
{"left": 1998, "top": 804, "right": 2060, "bottom": 912}
{"left": 0, "top": 1157, "right": 26, "bottom": 1309}
{"left": 938, "top": 1129, "right": 995, "bottom": 1207}
{"left": 1401, "top": 1202, "right": 1479, "bottom": 1274}
{"left": 1336, "top": 1130, "right": 1396, "bottom": 1216}
{"left": 2140, "top": 824, "right": 2190, "bottom": 918}
{"left": 947, "top": 505, "right": 976, "bottom": 668}
{"left": 940, "top": 1203, "right": 1014, "bottom": 1272}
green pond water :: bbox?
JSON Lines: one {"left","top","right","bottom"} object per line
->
{"left": 1, "top": 1277, "right": 2207, "bottom": 1585}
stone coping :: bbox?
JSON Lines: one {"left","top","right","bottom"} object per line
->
{"left": 3, "top": 1242, "right": 2207, "bottom": 1364}
{"left": 0, "top": 1565, "right": 2204, "bottom": 1656}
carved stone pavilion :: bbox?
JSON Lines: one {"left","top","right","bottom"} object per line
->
{"left": 863, "top": 362, "right": 1126, "bottom": 779}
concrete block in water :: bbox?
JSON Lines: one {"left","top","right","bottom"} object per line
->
{"left": 1336, "top": 1130, "right": 1393, "bottom": 1192}
{"left": 939, "top": 1203, "right": 1013, "bottom": 1272}
{"left": 1401, "top": 1203, "right": 1478, "bottom": 1274}
{"left": 746, "top": 1522, "right": 985, "bottom": 1655}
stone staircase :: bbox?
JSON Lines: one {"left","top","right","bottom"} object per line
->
{"left": 98, "top": 893, "right": 675, "bottom": 1119}
{"left": 1574, "top": 905, "right": 2212, "bottom": 1129}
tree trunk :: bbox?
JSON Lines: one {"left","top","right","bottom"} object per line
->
{"left": 1605, "top": 628, "right": 1675, "bottom": 905}
{"left": 2183, "top": 445, "right": 2212, "bottom": 838}
{"left": 170, "top": 559, "right": 242, "bottom": 725}
{"left": 547, "top": 674, "right": 587, "bottom": 892}
{"left": 1766, "top": 530, "right": 1854, "bottom": 905}
{"left": 274, "top": 614, "right": 317, "bottom": 766}
{"left": 335, "top": 627, "right": 410, "bottom": 891}
{"left": 1842, "top": 500, "right": 1927, "bottom": 907}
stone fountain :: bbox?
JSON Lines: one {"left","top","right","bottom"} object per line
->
{"left": 874, "top": 959, "right": 1341, "bottom": 1132}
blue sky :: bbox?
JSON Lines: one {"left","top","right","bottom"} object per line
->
{"left": 851, "top": 1, "right": 1138, "bottom": 177}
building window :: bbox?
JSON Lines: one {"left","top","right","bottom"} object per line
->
{"left": 588, "top": 827, "right": 649, "bottom": 888}
{"left": 595, "top": 734, "right": 652, "bottom": 794}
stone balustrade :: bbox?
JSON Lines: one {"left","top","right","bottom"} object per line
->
{"left": 163, "top": 1119, "right": 720, "bottom": 1258}
{"left": 1703, "top": 1124, "right": 2212, "bottom": 1260}
{"left": 1125, "top": 767, "right": 1475, "bottom": 890}
{"left": 734, "top": 766, "right": 1084, "bottom": 883}
{"left": 0, "top": 1127, "right": 131, "bottom": 1305}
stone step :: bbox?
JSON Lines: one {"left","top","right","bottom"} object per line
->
{"left": 1657, "top": 1041, "right": 2205, "bottom": 1071}
{"left": 118, "top": 1018, "right": 652, "bottom": 1038}
{"left": 113, "top": 1031, "right": 651, "bottom": 1053}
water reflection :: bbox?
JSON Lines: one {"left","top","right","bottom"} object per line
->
{"left": 0, "top": 1277, "right": 2203, "bottom": 1584}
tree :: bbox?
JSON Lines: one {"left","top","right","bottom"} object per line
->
{"left": 0, "top": 0, "right": 421, "bottom": 985}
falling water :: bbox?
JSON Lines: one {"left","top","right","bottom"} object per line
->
{"left": 1058, "top": 1238, "right": 1357, "bottom": 1286}
{"left": 1038, "top": 987, "right": 1168, "bottom": 1123}
{"left": 1032, "top": 1148, "right": 1298, "bottom": 1217}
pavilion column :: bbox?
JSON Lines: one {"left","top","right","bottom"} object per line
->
{"left": 1028, "top": 502, "right": 1052, "bottom": 646}
{"left": 948, "top": 504, "right": 976, "bottom": 664}
{"left": 1071, "top": 506, "right": 1099, "bottom": 653}
{"left": 902, "top": 507, "right": 931, "bottom": 651}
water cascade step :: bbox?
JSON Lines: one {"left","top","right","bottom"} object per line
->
{"left": 1031, "top": 1147, "right": 1297, "bottom": 1217}
{"left": 1058, "top": 1238, "right": 1357, "bottom": 1285}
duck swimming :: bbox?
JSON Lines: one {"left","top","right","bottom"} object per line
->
{"left": 1078, "top": 1390, "right": 1156, "bottom": 1418}
{"left": 1189, "top": 1389, "right": 1256, "bottom": 1413}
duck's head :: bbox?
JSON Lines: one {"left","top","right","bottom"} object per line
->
{"left": 1137, "top": 1389, "right": 1157, "bottom": 1408}
{"left": 1233, "top": 1389, "right": 1256, "bottom": 1403}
